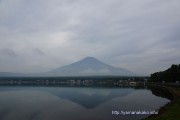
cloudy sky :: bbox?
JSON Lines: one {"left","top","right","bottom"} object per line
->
{"left": 0, "top": 0, "right": 180, "bottom": 75}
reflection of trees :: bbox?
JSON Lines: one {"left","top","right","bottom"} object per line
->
{"left": 147, "top": 86, "right": 173, "bottom": 101}
{"left": 133, "top": 85, "right": 146, "bottom": 89}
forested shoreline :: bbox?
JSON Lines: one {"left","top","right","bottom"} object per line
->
{"left": 150, "top": 64, "right": 180, "bottom": 82}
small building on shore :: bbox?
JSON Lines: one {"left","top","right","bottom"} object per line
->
{"left": 129, "top": 81, "right": 137, "bottom": 86}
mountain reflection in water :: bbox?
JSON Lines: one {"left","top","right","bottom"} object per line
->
{"left": 0, "top": 86, "right": 170, "bottom": 120}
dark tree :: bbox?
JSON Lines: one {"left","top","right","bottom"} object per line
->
{"left": 150, "top": 64, "right": 180, "bottom": 83}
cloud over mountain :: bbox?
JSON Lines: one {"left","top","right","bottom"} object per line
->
{"left": 0, "top": 0, "right": 180, "bottom": 75}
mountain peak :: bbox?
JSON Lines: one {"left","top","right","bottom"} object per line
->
{"left": 79, "top": 57, "right": 102, "bottom": 64}
{"left": 82, "top": 57, "right": 97, "bottom": 61}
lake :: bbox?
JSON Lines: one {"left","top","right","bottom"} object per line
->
{"left": 0, "top": 86, "right": 170, "bottom": 120}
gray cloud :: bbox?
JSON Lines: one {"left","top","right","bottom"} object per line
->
{"left": 0, "top": 0, "right": 180, "bottom": 75}
{"left": 0, "top": 48, "right": 17, "bottom": 57}
{"left": 34, "top": 48, "right": 45, "bottom": 55}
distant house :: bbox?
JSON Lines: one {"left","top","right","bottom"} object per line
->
{"left": 70, "top": 80, "right": 75, "bottom": 83}
{"left": 129, "top": 81, "right": 136, "bottom": 86}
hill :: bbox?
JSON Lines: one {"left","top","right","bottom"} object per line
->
{"left": 47, "top": 57, "right": 133, "bottom": 76}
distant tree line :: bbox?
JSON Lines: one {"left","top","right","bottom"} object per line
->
{"left": 150, "top": 64, "right": 180, "bottom": 82}
{"left": 0, "top": 76, "right": 147, "bottom": 81}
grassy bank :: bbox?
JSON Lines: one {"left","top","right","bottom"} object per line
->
{"left": 144, "top": 84, "right": 180, "bottom": 120}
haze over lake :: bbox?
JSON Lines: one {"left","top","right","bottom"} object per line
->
{"left": 0, "top": 86, "right": 170, "bottom": 120}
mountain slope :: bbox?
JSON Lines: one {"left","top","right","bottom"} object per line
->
{"left": 0, "top": 72, "right": 25, "bottom": 77}
{"left": 48, "top": 57, "right": 133, "bottom": 76}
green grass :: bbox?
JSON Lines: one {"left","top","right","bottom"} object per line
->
{"left": 144, "top": 86, "right": 180, "bottom": 120}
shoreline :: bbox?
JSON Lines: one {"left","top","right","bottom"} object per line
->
{"left": 143, "top": 83, "right": 180, "bottom": 120}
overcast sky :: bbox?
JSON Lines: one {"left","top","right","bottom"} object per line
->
{"left": 0, "top": 0, "right": 180, "bottom": 75}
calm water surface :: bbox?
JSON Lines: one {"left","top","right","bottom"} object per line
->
{"left": 0, "top": 86, "right": 170, "bottom": 120}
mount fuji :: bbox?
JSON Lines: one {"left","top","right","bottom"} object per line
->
{"left": 47, "top": 57, "right": 133, "bottom": 76}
